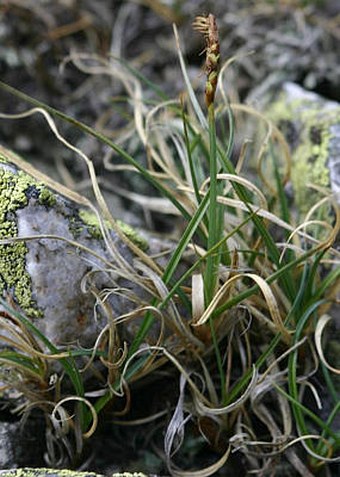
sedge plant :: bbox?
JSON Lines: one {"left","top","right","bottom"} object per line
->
{"left": 0, "top": 12, "right": 339, "bottom": 475}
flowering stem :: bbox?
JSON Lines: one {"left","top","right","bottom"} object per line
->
{"left": 205, "top": 103, "right": 219, "bottom": 302}
{"left": 206, "top": 102, "right": 226, "bottom": 402}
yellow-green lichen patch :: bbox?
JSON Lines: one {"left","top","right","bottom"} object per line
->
{"left": 0, "top": 167, "right": 53, "bottom": 318}
{"left": 76, "top": 209, "right": 104, "bottom": 240}
{"left": 293, "top": 111, "right": 336, "bottom": 204}
{"left": 112, "top": 474, "right": 148, "bottom": 477}
{"left": 0, "top": 470, "right": 148, "bottom": 477}
{"left": 37, "top": 186, "right": 57, "bottom": 207}
{"left": 0, "top": 470, "right": 101, "bottom": 477}
{"left": 79, "top": 209, "right": 149, "bottom": 251}
{"left": 116, "top": 219, "right": 149, "bottom": 251}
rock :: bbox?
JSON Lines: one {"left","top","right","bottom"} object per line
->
{"left": 0, "top": 410, "right": 45, "bottom": 468}
{"left": 0, "top": 144, "right": 148, "bottom": 348}
{"left": 0, "top": 145, "right": 181, "bottom": 471}
{"left": 0, "top": 470, "right": 152, "bottom": 477}
{"left": 265, "top": 82, "right": 340, "bottom": 213}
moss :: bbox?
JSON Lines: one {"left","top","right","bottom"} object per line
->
{"left": 0, "top": 160, "right": 56, "bottom": 318}
{"left": 79, "top": 209, "right": 149, "bottom": 251}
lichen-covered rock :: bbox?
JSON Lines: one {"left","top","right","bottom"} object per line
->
{"left": 265, "top": 82, "right": 340, "bottom": 213}
{"left": 0, "top": 470, "right": 151, "bottom": 477}
{"left": 0, "top": 146, "right": 145, "bottom": 347}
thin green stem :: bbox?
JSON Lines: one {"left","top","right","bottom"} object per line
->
{"left": 204, "top": 103, "right": 220, "bottom": 304}
{"left": 202, "top": 103, "right": 226, "bottom": 403}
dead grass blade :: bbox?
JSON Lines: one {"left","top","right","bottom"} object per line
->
{"left": 315, "top": 314, "right": 340, "bottom": 375}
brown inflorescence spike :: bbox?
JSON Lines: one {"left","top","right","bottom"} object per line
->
{"left": 193, "top": 14, "right": 220, "bottom": 107}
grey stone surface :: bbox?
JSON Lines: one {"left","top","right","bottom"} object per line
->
{"left": 0, "top": 418, "right": 44, "bottom": 468}
{"left": 265, "top": 82, "right": 340, "bottom": 212}
{"left": 0, "top": 148, "right": 142, "bottom": 348}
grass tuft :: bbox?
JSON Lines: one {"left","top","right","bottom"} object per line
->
{"left": 0, "top": 12, "right": 339, "bottom": 475}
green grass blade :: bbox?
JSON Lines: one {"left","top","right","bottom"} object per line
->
{"left": 213, "top": 243, "right": 322, "bottom": 319}
{"left": 288, "top": 299, "right": 327, "bottom": 453}
{"left": 0, "top": 351, "right": 43, "bottom": 374}
{"left": 92, "top": 354, "right": 149, "bottom": 418}
{"left": 270, "top": 141, "right": 291, "bottom": 225}
{"left": 216, "top": 140, "right": 296, "bottom": 302}
{"left": 224, "top": 98, "right": 235, "bottom": 165}
{"left": 161, "top": 212, "right": 256, "bottom": 311}
{"left": 163, "top": 193, "right": 210, "bottom": 285}
{"left": 114, "top": 56, "right": 169, "bottom": 101}
{"left": 129, "top": 192, "right": 210, "bottom": 355}
{"left": 313, "top": 263, "right": 340, "bottom": 302}
{"left": 173, "top": 25, "right": 207, "bottom": 130}
{"left": 273, "top": 382, "right": 340, "bottom": 443}
{"left": 222, "top": 260, "right": 326, "bottom": 407}
{"left": 182, "top": 106, "right": 201, "bottom": 205}
{"left": 0, "top": 298, "right": 86, "bottom": 427}
{"left": 0, "top": 298, "right": 60, "bottom": 354}
{"left": 320, "top": 362, "right": 339, "bottom": 406}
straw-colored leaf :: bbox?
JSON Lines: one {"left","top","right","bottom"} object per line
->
{"left": 315, "top": 314, "right": 340, "bottom": 375}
